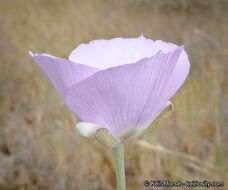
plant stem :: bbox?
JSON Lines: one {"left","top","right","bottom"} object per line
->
{"left": 112, "top": 143, "right": 126, "bottom": 190}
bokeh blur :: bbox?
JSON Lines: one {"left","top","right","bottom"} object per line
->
{"left": 0, "top": 0, "right": 228, "bottom": 189}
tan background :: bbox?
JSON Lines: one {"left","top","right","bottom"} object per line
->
{"left": 0, "top": 0, "right": 227, "bottom": 189}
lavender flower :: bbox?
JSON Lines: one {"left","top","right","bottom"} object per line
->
{"left": 29, "top": 35, "right": 190, "bottom": 148}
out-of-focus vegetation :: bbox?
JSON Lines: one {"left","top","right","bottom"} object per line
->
{"left": 0, "top": 0, "right": 227, "bottom": 189}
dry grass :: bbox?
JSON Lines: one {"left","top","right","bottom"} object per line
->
{"left": 0, "top": 0, "right": 227, "bottom": 189}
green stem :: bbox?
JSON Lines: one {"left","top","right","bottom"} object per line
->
{"left": 112, "top": 143, "right": 126, "bottom": 190}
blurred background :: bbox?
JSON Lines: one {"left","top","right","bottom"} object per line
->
{"left": 0, "top": 0, "right": 227, "bottom": 189}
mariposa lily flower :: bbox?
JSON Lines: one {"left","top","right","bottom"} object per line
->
{"left": 29, "top": 35, "right": 190, "bottom": 148}
{"left": 29, "top": 35, "right": 190, "bottom": 190}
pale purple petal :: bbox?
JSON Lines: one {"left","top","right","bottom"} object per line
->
{"left": 69, "top": 35, "right": 187, "bottom": 71}
{"left": 65, "top": 47, "right": 185, "bottom": 139}
{"left": 164, "top": 49, "right": 190, "bottom": 97}
{"left": 29, "top": 52, "right": 99, "bottom": 98}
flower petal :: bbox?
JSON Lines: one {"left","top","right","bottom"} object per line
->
{"left": 69, "top": 35, "right": 188, "bottom": 70}
{"left": 65, "top": 47, "right": 186, "bottom": 139}
{"left": 164, "top": 48, "right": 190, "bottom": 97}
{"left": 29, "top": 51, "right": 99, "bottom": 98}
